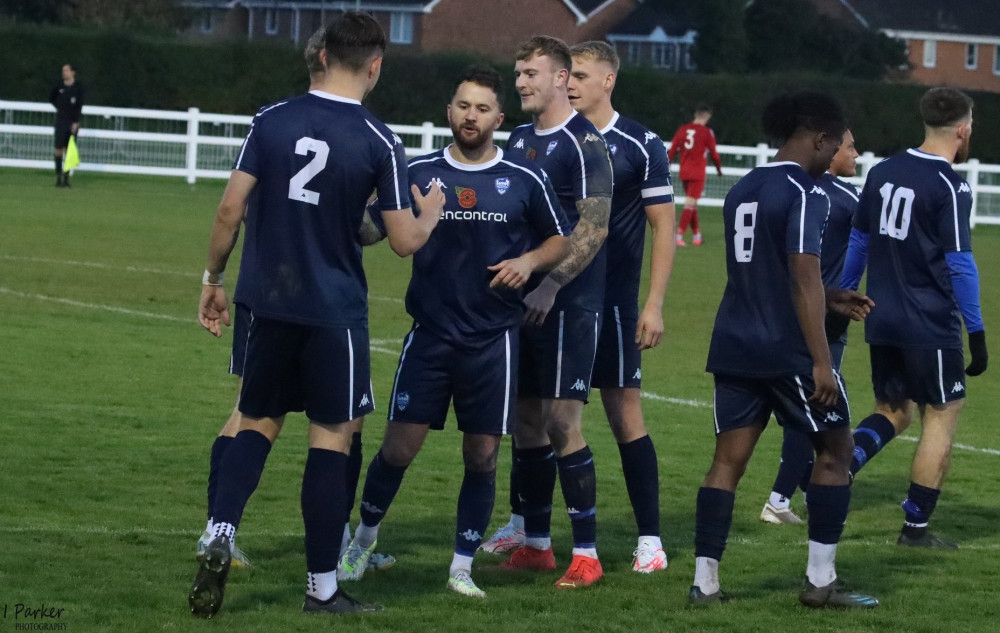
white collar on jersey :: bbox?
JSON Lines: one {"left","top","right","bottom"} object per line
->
{"left": 759, "top": 161, "right": 802, "bottom": 169}
{"left": 443, "top": 145, "right": 504, "bottom": 171}
{"left": 533, "top": 110, "right": 578, "bottom": 136}
{"left": 308, "top": 89, "right": 361, "bottom": 105}
{"left": 907, "top": 148, "right": 950, "bottom": 163}
{"left": 598, "top": 111, "right": 620, "bottom": 136}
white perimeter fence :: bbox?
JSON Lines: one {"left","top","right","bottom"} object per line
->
{"left": 3, "top": 99, "right": 999, "bottom": 226}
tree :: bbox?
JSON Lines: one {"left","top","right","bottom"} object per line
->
{"left": 63, "top": 0, "right": 190, "bottom": 31}
{"left": 690, "top": 0, "right": 748, "bottom": 74}
{"left": 0, "top": 0, "right": 69, "bottom": 23}
{"left": 744, "top": 0, "right": 906, "bottom": 79}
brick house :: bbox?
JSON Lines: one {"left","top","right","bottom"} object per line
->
{"left": 605, "top": 1, "right": 698, "bottom": 71}
{"left": 182, "top": 0, "right": 639, "bottom": 60}
{"left": 810, "top": 0, "right": 1000, "bottom": 93}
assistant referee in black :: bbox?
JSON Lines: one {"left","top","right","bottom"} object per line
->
{"left": 49, "top": 63, "right": 84, "bottom": 187}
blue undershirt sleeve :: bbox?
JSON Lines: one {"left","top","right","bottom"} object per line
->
{"left": 946, "top": 250, "right": 984, "bottom": 334}
{"left": 839, "top": 228, "right": 869, "bottom": 290}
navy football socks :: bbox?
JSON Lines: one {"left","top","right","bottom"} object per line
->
{"left": 344, "top": 432, "right": 363, "bottom": 526}
{"left": 557, "top": 446, "right": 598, "bottom": 548}
{"left": 901, "top": 481, "right": 940, "bottom": 533}
{"left": 618, "top": 436, "right": 660, "bottom": 537}
{"left": 850, "top": 413, "right": 896, "bottom": 475}
{"left": 358, "top": 450, "right": 408, "bottom": 528}
{"left": 302, "top": 448, "right": 348, "bottom": 572}
{"left": 211, "top": 429, "right": 273, "bottom": 529}
{"left": 771, "top": 428, "right": 815, "bottom": 498}
{"left": 516, "top": 445, "right": 557, "bottom": 539}
{"left": 806, "top": 483, "right": 850, "bottom": 544}
{"left": 455, "top": 468, "right": 496, "bottom": 556}
{"left": 206, "top": 435, "right": 234, "bottom": 521}
{"left": 694, "top": 487, "right": 735, "bottom": 561}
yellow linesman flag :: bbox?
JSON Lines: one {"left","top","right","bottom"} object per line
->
{"left": 64, "top": 136, "right": 80, "bottom": 173}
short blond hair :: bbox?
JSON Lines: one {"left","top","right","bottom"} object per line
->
{"left": 569, "top": 40, "right": 619, "bottom": 73}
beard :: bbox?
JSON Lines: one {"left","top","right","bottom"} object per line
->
{"left": 450, "top": 121, "right": 491, "bottom": 152}
{"left": 954, "top": 136, "right": 971, "bottom": 164}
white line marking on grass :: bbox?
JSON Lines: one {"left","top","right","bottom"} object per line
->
{"left": 641, "top": 390, "right": 712, "bottom": 409}
{"left": 5, "top": 280, "right": 999, "bottom": 459}
{"left": 0, "top": 254, "right": 405, "bottom": 304}
{"left": 0, "top": 286, "right": 192, "bottom": 323}
{"left": 0, "top": 254, "right": 196, "bottom": 277}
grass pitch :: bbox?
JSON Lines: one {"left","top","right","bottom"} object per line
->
{"left": 1, "top": 169, "right": 998, "bottom": 632}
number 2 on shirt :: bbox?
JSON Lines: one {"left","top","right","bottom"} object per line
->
{"left": 288, "top": 136, "right": 329, "bottom": 205}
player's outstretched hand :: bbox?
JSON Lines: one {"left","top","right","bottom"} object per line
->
{"left": 826, "top": 288, "right": 874, "bottom": 322}
{"left": 966, "top": 330, "right": 988, "bottom": 376}
{"left": 412, "top": 183, "right": 445, "bottom": 224}
{"left": 489, "top": 255, "right": 533, "bottom": 289}
{"left": 716, "top": 167, "right": 723, "bottom": 177}
{"left": 636, "top": 303, "right": 664, "bottom": 350}
{"left": 809, "top": 363, "right": 838, "bottom": 407}
{"left": 198, "top": 285, "right": 230, "bottom": 338}
{"left": 523, "top": 276, "right": 560, "bottom": 326}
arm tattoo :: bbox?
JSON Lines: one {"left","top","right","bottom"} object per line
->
{"left": 549, "top": 196, "right": 610, "bottom": 286}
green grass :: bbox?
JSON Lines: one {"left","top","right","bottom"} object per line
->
{"left": 1, "top": 169, "right": 998, "bottom": 632}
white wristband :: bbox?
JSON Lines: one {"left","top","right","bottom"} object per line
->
{"left": 202, "top": 269, "right": 225, "bottom": 286}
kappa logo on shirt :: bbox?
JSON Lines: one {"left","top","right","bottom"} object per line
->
{"left": 513, "top": 138, "right": 525, "bottom": 149}
{"left": 951, "top": 382, "right": 965, "bottom": 393}
{"left": 426, "top": 177, "right": 446, "bottom": 191}
{"left": 825, "top": 411, "right": 843, "bottom": 422}
{"left": 644, "top": 131, "right": 659, "bottom": 144}
{"left": 809, "top": 186, "right": 828, "bottom": 196}
{"left": 958, "top": 182, "right": 972, "bottom": 194}
{"left": 570, "top": 378, "right": 587, "bottom": 391}
{"left": 583, "top": 133, "right": 602, "bottom": 143}
{"left": 392, "top": 133, "right": 403, "bottom": 145}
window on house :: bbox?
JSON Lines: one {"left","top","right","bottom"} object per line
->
{"left": 651, "top": 43, "right": 676, "bottom": 70}
{"left": 684, "top": 44, "right": 696, "bottom": 70}
{"left": 265, "top": 8, "right": 278, "bottom": 35}
{"left": 923, "top": 39, "right": 936, "bottom": 68}
{"left": 200, "top": 10, "right": 213, "bottom": 33}
{"left": 627, "top": 42, "right": 639, "bottom": 64}
{"left": 390, "top": 12, "right": 413, "bottom": 44}
{"left": 966, "top": 43, "right": 978, "bottom": 70}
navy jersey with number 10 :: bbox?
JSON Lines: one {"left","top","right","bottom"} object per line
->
{"left": 402, "top": 147, "right": 569, "bottom": 348}
{"left": 506, "top": 111, "right": 614, "bottom": 312}
{"left": 706, "top": 162, "right": 831, "bottom": 377}
{"left": 853, "top": 148, "right": 974, "bottom": 349}
{"left": 234, "top": 90, "right": 410, "bottom": 328}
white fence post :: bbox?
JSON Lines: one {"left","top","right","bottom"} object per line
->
{"left": 421, "top": 121, "right": 435, "bottom": 153}
{"left": 756, "top": 143, "right": 770, "bottom": 167}
{"left": 186, "top": 107, "right": 200, "bottom": 184}
{"left": 967, "top": 158, "right": 980, "bottom": 228}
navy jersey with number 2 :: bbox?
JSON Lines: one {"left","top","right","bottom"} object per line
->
{"left": 234, "top": 90, "right": 410, "bottom": 328}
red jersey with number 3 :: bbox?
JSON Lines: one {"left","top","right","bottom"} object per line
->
{"left": 668, "top": 123, "right": 722, "bottom": 181}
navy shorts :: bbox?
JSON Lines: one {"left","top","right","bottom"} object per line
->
{"left": 519, "top": 308, "right": 601, "bottom": 401}
{"left": 238, "top": 316, "right": 374, "bottom": 424}
{"left": 713, "top": 372, "right": 851, "bottom": 436}
{"left": 228, "top": 302, "right": 251, "bottom": 377}
{"left": 389, "top": 324, "right": 517, "bottom": 435}
{"left": 592, "top": 305, "right": 642, "bottom": 389}
{"left": 870, "top": 345, "right": 966, "bottom": 405}
{"left": 54, "top": 120, "right": 73, "bottom": 149}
